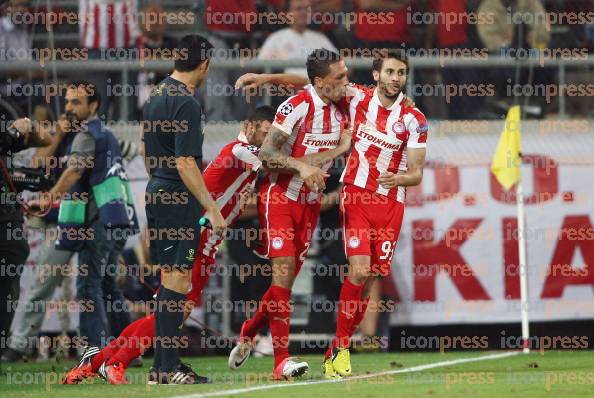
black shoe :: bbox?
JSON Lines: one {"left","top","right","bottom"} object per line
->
{"left": 147, "top": 367, "right": 159, "bottom": 385}
{"left": 1, "top": 348, "right": 25, "bottom": 363}
{"left": 154, "top": 363, "right": 210, "bottom": 384}
{"left": 129, "top": 356, "right": 143, "bottom": 368}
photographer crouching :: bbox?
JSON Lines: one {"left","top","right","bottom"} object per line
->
{"left": 0, "top": 117, "right": 52, "bottom": 371}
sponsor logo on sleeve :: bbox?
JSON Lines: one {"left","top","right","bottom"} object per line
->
{"left": 417, "top": 123, "right": 428, "bottom": 142}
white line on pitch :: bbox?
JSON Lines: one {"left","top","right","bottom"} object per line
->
{"left": 172, "top": 351, "right": 521, "bottom": 398}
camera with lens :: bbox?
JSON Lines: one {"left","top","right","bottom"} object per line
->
{"left": 1, "top": 124, "right": 55, "bottom": 193}
{"left": 0, "top": 125, "right": 26, "bottom": 152}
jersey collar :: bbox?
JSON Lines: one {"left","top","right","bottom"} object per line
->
{"left": 237, "top": 131, "right": 249, "bottom": 143}
{"left": 306, "top": 84, "right": 329, "bottom": 108}
{"left": 372, "top": 89, "right": 404, "bottom": 110}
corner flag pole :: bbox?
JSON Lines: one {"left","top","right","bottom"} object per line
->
{"left": 490, "top": 105, "right": 530, "bottom": 353}
{"left": 516, "top": 170, "right": 530, "bottom": 354}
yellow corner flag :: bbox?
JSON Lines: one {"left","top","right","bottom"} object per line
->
{"left": 491, "top": 105, "right": 521, "bottom": 191}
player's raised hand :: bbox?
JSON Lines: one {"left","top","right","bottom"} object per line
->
{"left": 235, "top": 73, "right": 266, "bottom": 91}
{"left": 205, "top": 206, "right": 227, "bottom": 236}
{"left": 377, "top": 171, "right": 400, "bottom": 189}
{"left": 300, "top": 163, "right": 329, "bottom": 193}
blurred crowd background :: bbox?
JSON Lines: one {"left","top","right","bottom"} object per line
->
{"left": 1, "top": 0, "right": 594, "bottom": 124}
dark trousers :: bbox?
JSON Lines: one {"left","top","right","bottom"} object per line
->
{"left": 0, "top": 221, "right": 29, "bottom": 357}
{"left": 77, "top": 219, "right": 129, "bottom": 347}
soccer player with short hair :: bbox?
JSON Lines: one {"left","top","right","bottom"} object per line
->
{"left": 227, "top": 49, "right": 352, "bottom": 380}
{"left": 61, "top": 106, "right": 276, "bottom": 385}
{"left": 235, "top": 49, "right": 428, "bottom": 379}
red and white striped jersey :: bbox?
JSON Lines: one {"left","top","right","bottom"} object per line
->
{"left": 79, "top": 0, "right": 140, "bottom": 49}
{"left": 199, "top": 133, "right": 262, "bottom": 259}
{"left": 267, "top": 84, "right": 348, "bottom": 202}
{"left": 340, "top": 84, "right": 428, "bottom": 203}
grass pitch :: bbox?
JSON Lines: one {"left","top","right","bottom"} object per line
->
{"left": 1, "top": 350, "right": 592, "bottom": 398}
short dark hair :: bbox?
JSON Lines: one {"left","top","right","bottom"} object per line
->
{"left": 372, "top": 49, "right": 409, "bottom": 74}
{"left": 248, "top": 105, "right": 276, "bottom": 124}
{"left": 306, "top": 49, "right": 342, "bottom": 84}
{"left": 67, "top": 80, "right": 101, "bottom": 110}
{"left": 174, "top": 34, "right": 214, "bottom": 72}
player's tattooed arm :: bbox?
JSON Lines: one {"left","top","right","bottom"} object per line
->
{"left": 259, "top": 127, "right": 329, "bottom": 192}
{"left": 377, "top": 147, "right": 426, "bottom": 189}
{"left": 258, "top": 127, "right": 302, "bottom": 173}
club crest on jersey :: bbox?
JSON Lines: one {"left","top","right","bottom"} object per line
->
{"left": 272, "top": 237, "right": 284, "bottom": 250}
{"left": 391, "top": 121, "right": 406, "bottom": 134}
{"left": 279, "top": 103, "right": 294, "bottom": 116}
{"left": 334, "top": 109, "right": 343, "bottom": 122}
{"left": 348, "top": 236, "right": 360, "bottom": 248}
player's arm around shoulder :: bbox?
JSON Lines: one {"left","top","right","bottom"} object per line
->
{"left": 235, "top": 73, "right": 309, "bottom": 92}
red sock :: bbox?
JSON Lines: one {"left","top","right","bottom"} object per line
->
{"left": 189, "top": 258, "right": 216, "bottom": 306}
{"left": 352, "top": 296, "right": 370, "bottom": 333}
{"left": 242, "top": 288, "right": 273, "bottom": 340}
{"left": 326, "top": 279, "right": 363, "bottom": 358}
{"left": 90, "top": 317, "right": 142, "bottom": 372}
{"left": 266, "top": 285, "right": 292, "bottom": 368}
{"left": 106, "top": 315, "right": 156, "bottom": 368}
